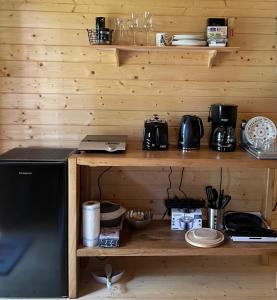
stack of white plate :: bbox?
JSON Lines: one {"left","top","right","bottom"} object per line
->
{"left": 171, "top": 34, "right": 207, "bottom": 46}
{"left": 185, "top": 228, "right": 225, "bottom": 248}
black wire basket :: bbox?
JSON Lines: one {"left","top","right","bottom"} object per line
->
{"left": 87, "top": 28, "right": 113, "bottom": 45}
{"left": 87, "top": 29, "right": 98, "bottom": 45}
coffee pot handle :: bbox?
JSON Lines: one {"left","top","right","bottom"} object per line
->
{"left": 198, "top": 118, "right": 204, "bottom": 138}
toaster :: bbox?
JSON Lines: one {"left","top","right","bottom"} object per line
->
{"left": 143, "top": 114, "right": 168, "bottom": 150}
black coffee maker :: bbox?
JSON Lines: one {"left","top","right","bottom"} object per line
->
{"left": 208, "top": 104, "right": 238, "bottom": 152}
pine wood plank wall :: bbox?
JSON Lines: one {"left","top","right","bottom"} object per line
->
{"left": 0, "top": 0, "right": 276, "bottom": 214}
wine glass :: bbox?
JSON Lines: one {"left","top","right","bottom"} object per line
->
{"left": 130, "top": 13, "right": 139, "bottom": 45}
{"left": 143, "top": 11, "right": 153, "bottom": 46}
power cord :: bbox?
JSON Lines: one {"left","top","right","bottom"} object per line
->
{"left": 178, "top": 167, "right": 188, "bottom": 199}
{"left": 162, "top": 166, "right": 173, "bottom": 220}
{"left": 97, "top": 166, "right": 112, "bottom": 201}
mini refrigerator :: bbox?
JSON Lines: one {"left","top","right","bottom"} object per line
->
{"left": 0, "top": 147, "right": 75, "bottom": 297}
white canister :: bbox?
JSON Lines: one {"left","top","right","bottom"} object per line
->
{"left": 82, "top": 201, "right": 100, "bottom": 247}
{"left": 156, "top": 33, "right": 170, "bottom": 46}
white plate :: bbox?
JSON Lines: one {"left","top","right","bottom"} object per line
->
{"left": 173, "top": 34, "right": 205, "bottom": 40}
{"left": 171, "top": 40, "right": 207, "bottom": 46}
{"left": 244, "top": 116, "right": 277, "bottom": 147}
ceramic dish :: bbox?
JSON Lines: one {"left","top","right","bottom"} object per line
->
{"left": 172, "top": 34, "right": 205, "bottom": 40}
{"left": 244, "top": 116, "right": 276, "bottom": 148}
{"left": 171, "top": 40, "right": 207, "bottom": 46}
{"left": 125, "top": 208, "right": 153, "bottom": 229}
{"left": 185, "top": 228, "right": 225, "bottom": 248}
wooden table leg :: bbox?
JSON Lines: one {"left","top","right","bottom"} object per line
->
{"left": 68, "top": 156, "right": 80, "bottom": 298}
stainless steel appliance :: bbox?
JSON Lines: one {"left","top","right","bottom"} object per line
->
{"left": 143, "top": 114, "right": 168, "bottom": 150}
{"left": 0, "top": 147, "right": 75, "bottom": 297}
{"left": 208, "top": 104, "right": 237, "bottom": 152}
{"left": 78, "top": 135, "right": 127, "bottom": 152}
{"left": 178, "top": 115, "right": 204, "bottom": 151}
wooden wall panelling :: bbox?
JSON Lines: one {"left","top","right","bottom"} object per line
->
{"left": 0, "top": 0, "right": 276, "bottom": 215}
{"left": 89, "top": 167, "right": 266, "bottom": 216}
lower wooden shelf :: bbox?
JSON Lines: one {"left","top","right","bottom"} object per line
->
{"left": 77, "top": 221, "right": 277, "bottom": 257}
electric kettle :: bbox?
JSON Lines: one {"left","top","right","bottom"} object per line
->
{"left": 178, "top": 115, "right": 204, "bottom": 151}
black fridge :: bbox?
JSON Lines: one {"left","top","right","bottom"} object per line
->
{"left": 0, "top": 147, "right": 75, "bottom": 297}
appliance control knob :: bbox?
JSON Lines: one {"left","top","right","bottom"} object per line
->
{"left": 106, "top": 144, "right": 117, "bottom": 152}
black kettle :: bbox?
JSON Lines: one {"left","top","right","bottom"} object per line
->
{"left": 178, "top": 115, "right": 204, "bottom": 151}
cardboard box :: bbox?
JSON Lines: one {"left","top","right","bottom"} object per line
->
{"left": 171, "top": 208, "right": 202, "bottom": 231}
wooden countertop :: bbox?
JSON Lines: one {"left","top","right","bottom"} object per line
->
{"left": 72, "top": 144, "right": 277, "bottom": 169}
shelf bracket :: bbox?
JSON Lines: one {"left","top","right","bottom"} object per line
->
{"left": 207, "top": 50, "right": 217, "bottom": 68}
{"left": 113, "top": 48, "right": 120, "bottom": 66}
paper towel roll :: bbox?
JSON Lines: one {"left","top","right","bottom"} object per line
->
{"left": 82, "top": 201, "right": 100, "bottom": 247}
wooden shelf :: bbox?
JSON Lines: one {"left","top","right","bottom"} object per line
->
{"left": 69, "top": 144, "right": 277, "bottom": 298}
{"left": 91, "top": 45, "right": 240, "bottom": 67}
{"left": 76, "top": 144, "right": 277, "bottom": 169}
{"left": 77, "top": 221, "right": 277, "bottom": 257}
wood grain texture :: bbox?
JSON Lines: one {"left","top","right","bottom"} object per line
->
{"left": 76, "top": 144, "right": 277, "bottom": 168}
{"left": 77, "top": 221, "right": 277, "bottom": 257}
{"left": 68, "top": 155, "right": 79, "bottom": 298}
{"left": 0, "top": 1, "right": 277, "bottom": 256}
{"left": 79, "top": 256, "right": 277, "bottom": 299}
{"left": 1, "top": 61, "right": 276, "bottom": 82}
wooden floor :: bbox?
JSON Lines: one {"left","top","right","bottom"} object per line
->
{"left": 79, "top": 256, "right": 277, "bottom": 300}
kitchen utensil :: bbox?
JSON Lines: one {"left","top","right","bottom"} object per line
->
{"left": 125, "top": 208, "right": 153, "bottom": 229}
{"left": 130, "top": 13, "right": 140, "bottom": 45}
{"left": 212, "top": 188, "right": 218, "bottom": 204}
{"left": 208, "top": 104, "right": 238, "bottom": 152}
{"left": 241, "top": 142, "right": 277, "bottom": 159}
{"left": 156, "top": 33, "right": 170, "bottom": 46}
{"left": 205, "top": 186, "right": 214, "bottom": 204}
{"left": 185, "top": 228, "right": 225, "bottom": 248}
{"left": 105, "top": 264, "right": 112, "bottom": 288}
{"left": 217, "top": 188, "right": 224, "bottom": 208}
{"left": 244, "top": 116, "right": 277, "bottom": 149}
{"left": 221, "top": 195, "right": 231, "bottom": 209}
{"left": 92, "top": 264, "right": 125, "bottom": 288}
{"left": 178, "top": 115, "right": 204, "bottom": 151}
{"left": 100, "top": 201, "right": 126, "bottom": 227}
{"left": 143, "top": 114, "right": 168, "bottom": 150}
{"left": 208, "top": 207, "right": 224, "bottom": 230}
{"left": 143, "top": 11, "right": 153, "bottom": 45}
{"left": 206, "top": 186, "right": 218, "bottom": 208}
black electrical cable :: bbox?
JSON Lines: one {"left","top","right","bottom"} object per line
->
{"left": 219, "top": 167, "right": 223, "bottom": 195}
{"left": 161, "top": 208, "right": 168, "bottom": 220}
{"left": 178, "top": 167, "right": 188, "bottom": 199}
{"left": 97, "top": 166, "right": 112, "bottom": 201}
{"left": 166, "top": 166, "right": 173, "bottom": 200}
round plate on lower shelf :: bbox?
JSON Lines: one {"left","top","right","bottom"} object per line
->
{"left": 185, "top": 228, "right": 225, "bottom": 248}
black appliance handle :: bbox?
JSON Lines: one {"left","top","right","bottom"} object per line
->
{"left": 208, "top": 106, "right": 212, "bottom": 122}
{"left": 197, "top": 117, "right": 204, "bottom": 138}
{"left": 155, "top": 127, "right": 160, "bottom": 146}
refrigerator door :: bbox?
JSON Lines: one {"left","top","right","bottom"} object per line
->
{"left": 0, "top": 162, "right": 68, "bottom": 297}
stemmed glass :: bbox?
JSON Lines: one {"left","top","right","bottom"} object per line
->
{"left": 143, "top": 11, "right": 153, "bottom": 46}
{"left": 130, "top": 13, "right": 139, "bottom": 45}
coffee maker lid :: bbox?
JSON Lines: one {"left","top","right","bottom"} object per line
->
{"left": 145, "top": 114, "right": 167, "bottom": 124}
{"left": 210, "top": 103, "right": 237, "bottom": 108}
{"left": 208, "top": 104, "right": 238, "bottom": 124}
